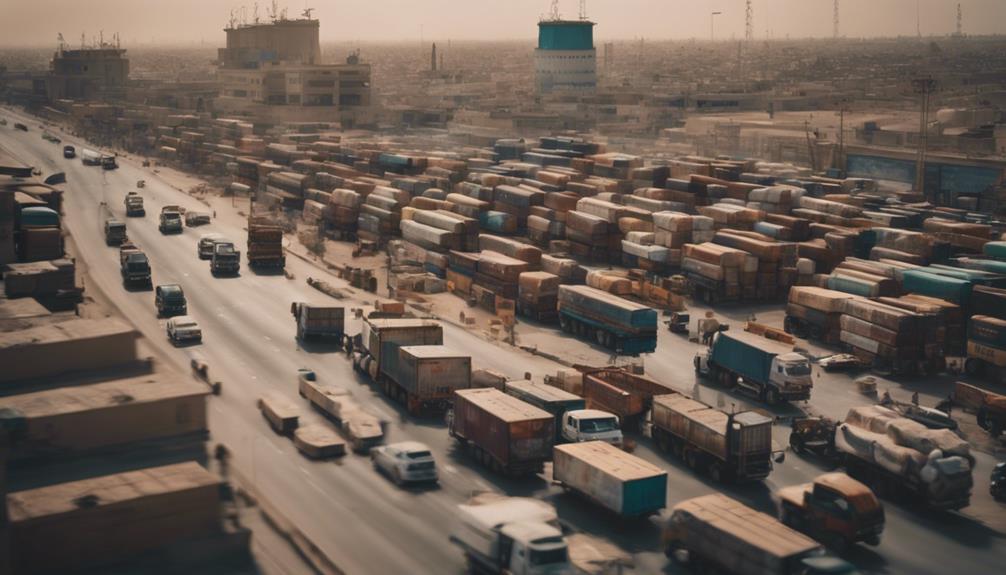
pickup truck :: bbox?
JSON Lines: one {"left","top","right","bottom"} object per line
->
{"left": 777, "top": 473, "right": 885, "bottom": 551}
{"left": 210, "top": 242, "right": 241, "bottom": 275}
{"left": 159, "top": 209, "right": 183, "bottom": 234}
{"left": 104, "top": 219, "right": 127, "bottom": 246}
{"left": 120, "top": 251, "right": 152, "bottom": 286}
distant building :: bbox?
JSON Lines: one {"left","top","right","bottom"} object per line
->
{"left": 47, "top": 45, "right": 129, "bottom": 102}
{"left": 215, "top": 17, "right": 372, "bottom": 126}
{"left": 535, "top": 19, "right": 596, "bottom": 94}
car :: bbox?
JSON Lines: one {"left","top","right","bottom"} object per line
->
{"left": 166, "top": 315, "right": 202, "bottom": 345}
{"left": 819, "top": 354, "right": 863, "bottom": 372}
{"left": 370, "top": 441, "right": 438, "bottom": 486}
{"left": 198, "top": 233, "right": 227, "bottom": 259}
{"left": 185, "top": 211, "right": 211, "bottom": 227}
{"left": 155, "top": 284, "right": 187, "bottom": 318}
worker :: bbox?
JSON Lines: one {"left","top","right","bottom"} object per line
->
{"left": 912, "top": 391, "right": 920, "bottom": 406}
{"left": 880, "top": 390, "right": 893, "bottom": 406}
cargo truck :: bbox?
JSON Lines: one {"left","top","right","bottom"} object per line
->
{"left": 504, "top": 380, "right": 622, "bottom": 447}
{"left": 964, "top": 315, "right": 1006, "bottom": 384}
{"left": 776, "top": 473, "right": 885, "bottom": 551}
{"left": 247, "top": 214, "right": 286, "bottom": 269}
{"left": 581, "top": 367, "right": 673, "bottom": 431}
{"left": 101, "top": 154, "right": 118, "bottom": 170}
{"left": 664, "top": 494, "right": 859, "bottom": 575}
{"left": 450, "top": 492, "right": 572, "bottom": 575}
{"left": 695, "top": 331, "right": 813, "bottom": 405}
{"left": 210, "top": 242, "right": 241, "bottom": 275}
{"left": 158, "top": 208, "right": 183, "bottom": 234}
{"left": 258, "top": 394, "right": 299, "bottom": 435}
{"left": 124, "top": 192, "right": 145, "bottom": 217}
{"left": 557, "top": 285, "right": 658, "bottom": 355}
{"left": 447, "top": 388, "right": 554, "bottom": 476}
{"left": 553, "top": 441, "right": 667, "bottom": 517}
{"left": 81, "top": 148, "right": 101, "bottom": 166}
{"left": 650, "top": 393, "right": 780, "bottom": 482}
{"left": 297, "top": 369, "right": 384, "bottom": 452}
{"left": 290, "top": 302, "right": 345, "bottom": 343}
{"left": 830, "top": 405, "right": 973, "bottom": 510}
{"left": 120, "top": 251, "right": 152, "bottom": 287}
{"left": 104, "top": 219, "right": 127, "bottom": 245}
{"left": 356, "top": 318, "right": 467, "bottom": 414}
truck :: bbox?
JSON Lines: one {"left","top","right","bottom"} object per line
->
{"left": 581, "top": 367, "right": 673, "bottom": 431}
{"left": 62, "top": 145, "right": 75, "bottom": 159}
{"left": 964, "top": 315, "right": 1006, "bottom": 384}
{"left": 158, "top": 208, "right": 183, "bottom": 234}
{"left": 977, "top": 393, "right": 1006, "bottom": 439}
{"left": 290, "top": 302, "right": 345, "bottom": 343}
{"left": 447, "top": 388, "right": 554, "bottom": 476}
{"left": 297, "top": 369, "right": 384, "bottom": 453}
{"left": 101, "top": 154, "right": 118, "bottom": 170}
{"left": 81, "top": 148, "right": 101, "bottom": 166}
{"left": 210, "top": 241, "right": 241, "bottom": 275}
{"left": 120, "top": 250, "right": 152, "bottom": 286}
{"left": 505, "top": 380, "right": 619, "bottom": 443}
{"left": 776, "top": 473, "right": 885, "bottom": 551}
{"left": 650, "top": 392, "right": 780, "bottom": 483}
{"left": 356, "top": 318, "right": 469, "bottom": 414}
{"left": 258, "top": 394, "right": 300, "bottom": 435}
{"left": 451, "top": 493, "right": 572, "bottom": 575}
{"left": 553, "top": 441, "right": 667, "bottom": 517}
{"left": 247, "top": 214, "right": 286, "bottom": 269}
{"left": 124, "top": 192, "right": 145, "bottom": 217}
{"left": 664, "top": 494, "right": 859, "bottom": 575}
{"left": 104, "top": 219, "right": 127, "bottom": 246}
{"left": 831, "top": 405, "right": 973, "bottom": 510}
{"left": 557, "top": 285, "right": 658, "bottom": 355}
{"left": 695, "top": 331, "right": 813, "bottom": 405}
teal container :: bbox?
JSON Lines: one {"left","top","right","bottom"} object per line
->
{"left": 984, "top": 241, "right": 1006, "bottom": 259}
{"left": 926, "top": 265, "right": 1006, "bottom": 288}
{"left": 902, "top": 270, "right": 972, "bottom": 304}
{"left": 950, "top": 258, "right": 1006, "bottom": 276}
{"left": 826, "top": 275, "right": 877, "bottom": 297}
{"left": 20, "top": 207, "right": 59, "bottom": 228}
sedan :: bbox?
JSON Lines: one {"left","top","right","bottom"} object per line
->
{"left": 370, "top": 441, "right": 438, "bottom": 486}
{"left": 166, "top": 315, "right": 202, "bottom": 345}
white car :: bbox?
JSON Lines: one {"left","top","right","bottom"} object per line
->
{"left": 167, "top": 315, "right": 202, "bottom": 345}
{"left": 370, "top": 441, "right": 437, "bottom": 486}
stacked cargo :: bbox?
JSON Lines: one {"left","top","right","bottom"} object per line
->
{"left": 517, "top": 271, "right": 560, "bottom": 322}
{"left": 878, "top": 294, "right": 961, "bottom": 359}
{"left": 471, "top": 250, "right": 529, "bottom": 308}
{"left": 327, "top": 188, "right": 360, "bottom": 237}
{"left": 746, "top": 184, "right": 804, "bottom": 214}
{"left": 17, "top": 206, "right": 62, "bottom": 262}
{"left": 359, "top": 186, "right": 406, "bottom": 242}
{"left": 871, "top": 228, "right": 949, "bottom": 265}
{"left": 479, "top": 234, "right": 542, "bottom": 268}
{"left": 3, "top": 259, "right": 81, "bottom": 310}
{"left": 839, "top": 298, "right": 937, "bottom": 374}
{"left": 493, "top": 185, "right": 543, "bottom": 230}
{"left": 922, "top": 218, "right": 991, "bottom": 254}
{"left": 785, "top": 286, "right": 858, "bottom": 344}
{"left": 713, "top": 230, "right": 797, "bottom": 300}
{"left": 527, "top": 191, "right": 577, "bottom": 246}
{"left": 264, "top": 171, "right": 311, "bottom": 209}
{"left": 247, "top": 213, "right": 285, "bottom": 269}
{"left": 0, "top": 188, "right": 15, "bottom": 264}
{"left": 697, "top": 203, "right": 764, "bottom": 231}
{"left": 564, "top": 209, "right": 611, "bottom": 262}
{"left": 681, "top": 242, "right": 757, "bottom": 304}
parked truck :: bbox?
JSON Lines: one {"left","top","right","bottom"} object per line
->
{"left": 356, "top": 318, "right": 470, "bottom": 414}
{"left": 291, "top": 302, "right": 345, "bottom": 343}
{"left": 505, "top": 380, "right": 624, "bottom": 446}
{"left": 650, "top": 392, "right": 779, "bottom": 482}
{"left": 553, "top": 441, "right": 667, "bottom": 517}
{"left": 776, "top": 473, "right": 885, "bottom": 551}
{"left": 210, "top": 241, "right": 241, "bottom": 275}
{"left": 247, "top": 214, "right": 286, "bottom": 269}
{"left": 830, "top": 405, "right": 973, "bottom": 510}
{"left": 124, "top": 192, "right": 145, "bottom": 217}
{"left": 158, "top": 207, "right": 183, "bottom": 234}
{"left": 664, "top": 494, "right": 859, "bottom": 575}
{"left": 297, "top": 369, "right": 384, "bottom": 453}
{"left": 695, "top": 331, "right": 813, "bottom": 405}
{"left": 451, "top": 492, "right": 572, "bottom": 575}
{"left": 581, "top": 367, "right": 673, "bottom": 431}
{"left": 447, "top": 388, "right": 554, "bottom": 476}
{"left": 964, "top": 315, "right": 1006, "bottom": 384}
{"left": 557, "top": 285, "right": 658, "bottom": 355}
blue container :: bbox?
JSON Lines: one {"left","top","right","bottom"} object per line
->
{"left": 902, "top": 270, "right": 972, "bottom": 304}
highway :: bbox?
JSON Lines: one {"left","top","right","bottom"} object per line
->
{"left": 2, "top": 108, "right": 1004, "bottom": 575}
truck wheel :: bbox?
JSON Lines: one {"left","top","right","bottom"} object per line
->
{"left": 766, "top": 388, "right": 780, "bottom": 406}
{"left": 684, "top": 449, "right": 698, "bottom": 470}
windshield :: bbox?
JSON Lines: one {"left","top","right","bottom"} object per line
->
{"left": 579, "top": 418, "right": 619, "bottom": 433}
{"left": 786, "top": 363, "right": 812, "bottom": 376}
{"left": 529, "top": 542, "right": 568, "bottom": 566}
{"left": 406, "top": 450, "right": 432, "bottom": 459}
{"left": 175, "top": 321, "right": 197, "bottom": 329}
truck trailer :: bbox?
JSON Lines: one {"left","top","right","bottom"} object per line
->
{"left": 291, "top": 302, "right": 345, "bottom": 343}
{"left": 297, "top": 369, "right": 384, "bottom": 452}
{"left": 557, "top": 285, "right": 658, "bottom": 355}
{"left": 247, "top": 214, "right": 286, "bottom": 269}
{"left": 695, "top": 331, "right": 813, "bottom": 404}
{"left": 964, "top": 315, "right": 1006, "bottom": 384}
{"left": 504, "top": 379, "right": 586, "bottom": 442}
{"left": 651, "top": 393, "right": 778, "bottom": 482}
{"left": 581, "top": 367, "right": 673, "bottom": 431}
{"left": 448, "top": 388, "right": 554, "bottom": 476}
{"left": 553, "top": 441, "right": 667, "bottom": 517}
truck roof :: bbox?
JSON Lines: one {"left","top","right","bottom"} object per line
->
{"left": 455, "top": 388, "right": 552, "bottom": 423}
{"left": 366, "top": 318, "right": 440, "bottom": 330}
{"left": 673, "top": 494, "right": 820, "bottom": 559}
{"left": 506, "top": 380, "right": 582, "bottom": 403}
{"left": 459, "top": 496, "right": 557, "bottom": 530}
{"left": 718, "top": 329, "right": 799, "bottom": 356}
{"left": 559, "top": 284, "right": 652, "bottom": 312}
{"left": 398, "top": 345, "right": 467, "bottom": 359}
{"left": 555, "top": 441, "right": 665, "bottom": 482}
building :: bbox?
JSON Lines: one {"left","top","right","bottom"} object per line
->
{"left": 535, "top": 19, "right": 597, "bottom": 94}
{"left": 215, "top": 17, "right": 372, "bottom": 126}
{"left": 47, "top": 44, "right": 129, "bottom": 102}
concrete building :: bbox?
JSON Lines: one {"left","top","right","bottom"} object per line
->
{"left": 215, "top": 17, "right": 372, "bottom": 126}
{"left": 47, "top": 45, "right": 129, "bottom": 102}
{"left": 535, "top": 19, "right": 597, "bottom": 94}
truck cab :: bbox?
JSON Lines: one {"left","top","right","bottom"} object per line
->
{"left": 124, "top": 192, "right": 145, "bottom": 217}
{"left": 771, "top": 352, "right": 814, "bottom": 397}
{"left": 158, "top": 210, "right": 183, "bottom": 234}
{"left": 155, "top": 284, "right": 188, "bottom": 318}
{"left": 104, "top": 219, "right": 127, "bottom": 245}
{"left": 777, "top": 473, "right": 884, "bottom": 551}
{"left": 696, "top": 332, "right": 813, "bottom": 404}
{"left": 210, "top": 241, "right": 241, "bottom": 275}
{"left": 560, "top": 409, "right": 623, "bottom": 447}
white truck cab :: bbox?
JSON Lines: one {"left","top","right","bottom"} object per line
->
{"left": 560, "top": 409, "right": 623, "bottom": 447}
{"left": 772, "top": 352, "right": 813, "bottom": 395}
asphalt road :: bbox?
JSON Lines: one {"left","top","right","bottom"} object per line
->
{"left": 2, "top": 108, "right": 1004, "bottom": 575}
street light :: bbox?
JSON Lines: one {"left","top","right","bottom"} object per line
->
{"left": 711, "top": 11, "right": 723, "bottom": 42}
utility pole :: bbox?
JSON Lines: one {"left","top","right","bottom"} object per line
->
{"left": 745, "top": 0, "right": 753, "bottom": 41}
{"left": 710, "top": 11, "right": 722, "bottom": 42}
{"left": 833, "top": 0, "right": 840, "bottom": 39}
{"left": 836, "top": 99, "right": 849, "bottom": 173}
{"left": 956, "top": 3, "right": 963, "bottom": 37}
{"left": 912, "top": 77, "right": 937, "bottom": 200}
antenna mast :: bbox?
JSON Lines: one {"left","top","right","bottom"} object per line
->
{"left": 579, "top": 0, "right": 587, "bottom": 21}
{"left": 833, "top": 0, "right": 839, "bottom": 39}
{"left": 549, "top": 0, "right": 560, "bottom": 21}
{"left": 956, "top": 3, "right": 963, "bottom": 36}
{"left": 745, "top": 0, "right": 753, "bottom": 41}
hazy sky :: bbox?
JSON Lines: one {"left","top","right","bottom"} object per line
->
{"left": 3, "top": 0, "right": 1005, "bottom": 46}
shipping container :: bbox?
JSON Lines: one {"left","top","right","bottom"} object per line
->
{"left": 553, "top": 441, "right": 667, "bottom": 516}
{"left": 557, "top": 285, "right": 658, "bottom": 355}
{"left": 385, "top": 345, "right": 471, "bottom": 413}
{"left": 449, "top": 388, "right": 554, "bottom": 475}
